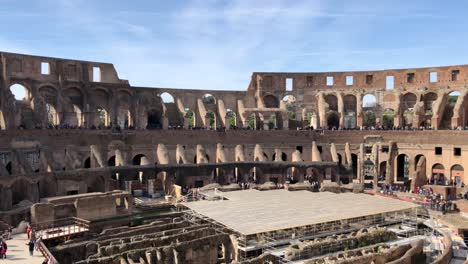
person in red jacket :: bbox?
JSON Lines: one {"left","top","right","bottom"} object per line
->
{"left": 26, "top": 225, "right": 32, "bottom": 240}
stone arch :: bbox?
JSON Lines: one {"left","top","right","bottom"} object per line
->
{"left": 117, "top": 90, "right": 133, "bottom": 128}
{"left": 147, "top": 109, "right": 163, "bottom": 129}
{"left": 10, "top": 83, "right": 35, "bottom": 128}
{"left": 450, "top": 164, "right": 464, "bottom": 185}
{"left": 87, "top": 176, "right": 106, "bottom": 193}
{"left": 363, "top": 94, "right": 377, "bottom": 128}
{"left": 206, "top": 111, "right": 216, "bottom": 129}
{"left": 9, "top": 83, "right": 29, "bottom": 101}
{"left": 185, "top": 108, "right": 195, "bottom": 127}
{"left": 132, "top": 154, "right": 147, "bottom": 165}
{"left": 431, "top": 163, "right": 445, "bottom": 185}
{"left": 351, "top": 154, "right": 358, "bottom": 179}
{"left": 363, "top": 159, "right": 375, "bottom": 181}
{"left": 325, "top": 94, "right": 338, "bottom": 111}
{"left": 441, "top": 91, "right": 460, "bottom": 129}
{"left": 382, "top": 108, "right": 395, "bottom": 129}
{"left": 414, "top": 154, "right": 425, "bottom": 170}
{"left": 343, "top": 94, "right": 357, "bottom": 129}
{"left": 11, "top": 178, "right": 34, "bottom": 205}
{"left": 306, "top": 166, "right": 323, "bottom": 182}
{"left": 248, "top": 166, "right": 263, "bottom": 183}
{"left": 362, "top": 94, "right": 377, "bottom": 108}
{"left": 160, "top": 92, "right": 175, "bottom": 103}
{"left": 402, "top": 92, "right": 417, "bottom": 111}
{"left": 379, "top": 161, "right": 387, "bottom": 182}
{"left": 62, "top": 87, "right": 84, "bottom": 127}
{"left": 202, "top": 94, "right": 216, "bottom": 104}
{"left": 326, "top": 112, "right": 339, "bottom": 129}
{"left": 84, "top": 157, "right": 91, "bottom": 168}
{"left": 96, "top": 106, "right": 109, "bottom": 127}
{"left": 423, "top": 92, "right": 437, "bottom": 112}
{"left": 160, "top": 92, "right": 183, "bottom": 127}
{"left": 226, "top": 109, "right": 236, "bottom": 128}
{"left": 402, "top": 92, "right": 417, "bottom": 127}
{"left": 263, "top": 95, "right": 279, "bottom": 108}
{"left": 108, "top": 155, "right": 116, "bottom": 167}
{"left": 46, "top": 103, "right": 59, "bottom": 126}
{"left": 286, "top": 166, "right": 301, "bottom": 183}
{"left": 272, "top": 152, "right": 287, "bottom": 161}
{"left": 193, "top": 154, "right": 210, "bottom": 164}
{"left": 396, "top": 154, "right": 410, "bottom": 182}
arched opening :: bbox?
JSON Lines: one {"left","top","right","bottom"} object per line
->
{"left": 206, "top": 111, "right": 216, "bottom": 129}
{"left": 160, "top": 92, "right": 175, "bottom": 103}
{"left": 185, "top": 108, "right": 195, "bottom": 127}
{"left": 431, "top": 163, "right": 445, "bottom": 185}
{"left": 379, "top": 161, "right": 387, "bottom": 182}
{"left": 6, "top": 161, "right": 12, "bottom": 175}
{"left": 147, "top": 109, "right": 162, "bottom": 129}
{"left": 9, "top": 84, "right": 28, "bottom": 101}
{"left": 363, "top": 94, "right": 377, "bottom": 128}
{"left": 382, "top": 109, "right": 395, "bottom": 129}
{"left": 226, "top": 109, "right": 236, "bottom": 128}
{"left": 343, "top": 95, "right": 357, "bottom": 129}
{"left": 396, "top": 154, "right": 410, "bottom": 182}
{"left": 414, "top": 154, "right": 424, "bottom": 170}
{"left": 450, "top": 164, "right": 464, "bottom": 186}
{"left": 247, "top": 113, "right": 257, "bottom": 129}
{"left": 73, "top": 105, "right": 83, "bottom": 127}
{"left": 263, "top": 95, "right": 279, "bottom": 108}
{"left": 363, "top": 111, "right": 376, "bottom": 128}
{"left": 351, "top": 154, "right": 358, "bottom": 179}
{"left": 96, "top": 106, "right": 109, "bottom": 127}
{"left": 62, "top": 87, "right": 84, "bottom": 127}
{"left": 272, "top": 152, "right": 287, "bottom": 161}
{"left": 363, "top": 94, "right": 377, "bottom": 108}
{"left": 108, "top": 156, "right": 116, "bottom": 167}
{"left": 327, "top": 112, "right": 339, "bottom": 129}
{"left": 306, "top": 111, "right": 317, "bottom": 128}
{"left": 117, "top": 92, "right": 132, "bottom": 128}
{"left": 193, "top": 154, "right": 210, "bottom": 164}
{"left": 283, "top": 95, "right": 297, "bottom": 128}
{"left": 402, "top": 93, "right": 417, "bottom": 127}
{"left": 84, "top": 157, "right": 91, "bottom": 168}
{"left": 325, "top": 94, "right": 338, "bottom": 111}
{"left": 363, "top": 159, "right": 375, "bottom": 182}
{"left": 202, "top": 94, "right": 216, "bottom": 104}
{"left": 249, "top": 167, "right": 262, "bottom": 183}
{"left": 441, "top": 91, "right": 460, "bottom": 129}
{"left": 305, "top": 167, "right": 322, "bottom": 184}
{"left": 46, "top": 103, "right": 58, "bottom": 126}
{"left": 132, "top": 154, "right": 147, "bottom": 165}
{"left": 423, "top": 92, "right": 437, "bottom": 122}
{"left": 286, "top": 166, "right": 300, "bottom": 183}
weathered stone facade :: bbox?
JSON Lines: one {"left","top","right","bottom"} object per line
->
{"left": 0, "top": 51, "right": 467, "bottom": 218}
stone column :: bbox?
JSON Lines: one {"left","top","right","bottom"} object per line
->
{"left": 337, "top": 92, "right": 345, "bottom": 129}
{"left": 356, "top": 93, "right": 363, "bottom": 128}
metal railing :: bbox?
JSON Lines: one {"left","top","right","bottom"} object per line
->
{"left": 37, "top": 241, "right": 59, "bottom": 264}
{"left": 33, "top": 217, "right": 90, "bottom": 240}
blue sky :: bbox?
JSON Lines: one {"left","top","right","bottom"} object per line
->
{"left": 1, "top": 0, "right": 467, "bottom": 90}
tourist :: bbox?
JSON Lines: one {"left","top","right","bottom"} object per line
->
{"left": 1, "top": 240, "right": 7, "bottom": 259}
{"left": 7, "top": 226, "right": 12, "bottom": 240}
{"left": 26, "top": 224, "right": 32, "bottom": 240}
{"left": 27, "top": 239, "right": 35, "bottom": 256}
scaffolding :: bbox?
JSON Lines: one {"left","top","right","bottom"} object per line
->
{"left": 181, "top": 205, "right": 420, "bottom": 263}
